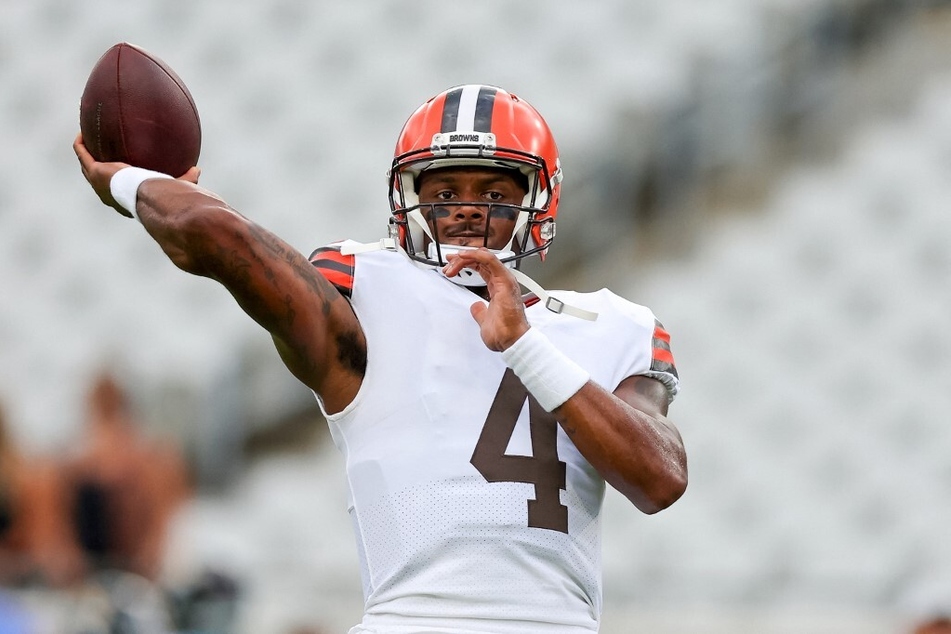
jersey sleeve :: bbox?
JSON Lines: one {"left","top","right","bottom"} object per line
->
{"left": 647, "top": 318, "right": 680, "bottom": 402}
{"left": 309, "top": 243, "right": 355, "bottom": 298}
{"left": 597, "top": 289, "right": 680, "bottom": 403}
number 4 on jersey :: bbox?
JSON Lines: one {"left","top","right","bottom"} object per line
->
{"left": 470, "top": 368, "right": 569, "bottom": 533}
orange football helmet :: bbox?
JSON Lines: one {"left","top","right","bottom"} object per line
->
{"left": 388, "top": 85, "right": 563, "bottom": 275}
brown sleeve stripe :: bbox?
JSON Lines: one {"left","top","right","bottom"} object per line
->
{"left": 651, "top": 319, "right": 679, "bottom": 378}
{"left": 309, "top": 246, "right": 355, "bottom": 298}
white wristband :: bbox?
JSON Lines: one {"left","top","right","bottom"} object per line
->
{"left": 109, "top": 167, "right": 173, "bottom": 220}
{"left": 501, "top": 327, "right": 590, "bottom": 412}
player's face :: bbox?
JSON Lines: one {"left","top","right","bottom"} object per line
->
{"left": 416, "top": 167, "right": 527, "bottom": 250}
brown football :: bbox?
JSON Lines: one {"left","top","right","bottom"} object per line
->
{"left": 80, "top": 42, "right": 201, "bottom": 177}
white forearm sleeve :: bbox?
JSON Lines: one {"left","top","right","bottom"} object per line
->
{"left": 501, "top": 327, "right": 590, "bottom": 412}
{"left": 109, "top": 167, "right": 173, "bottom": 220}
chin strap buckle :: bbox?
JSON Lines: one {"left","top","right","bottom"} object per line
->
{"left": 510, "top": 269, "right": 598, "bottom": 321}
{"left": 545, "top": 296, "right": 565, "bottom": 313}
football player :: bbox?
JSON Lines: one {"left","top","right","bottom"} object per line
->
{"left": 74, "top": 84, "right": 688, "bottom": 634}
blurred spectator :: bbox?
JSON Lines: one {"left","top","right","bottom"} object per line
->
{"left": 0, "top": 399, "right": 84, "bottom": 587}
{"left": 902, "top": 573, "right": 951, "bottom": 634}
{"left": 914, "top": 617, "right": 951, "bottom": 634}
{"left": 898, "top": 566, "right": 951, "bottom": 634}
{"left": 62, "top": 370, "right": 191, "bottom": 581}
{"left": 168, "top": 569, "right": 242, "bottom": 634}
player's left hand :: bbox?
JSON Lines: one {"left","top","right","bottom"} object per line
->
{"left": 443, "top": 248, "right": 530, "bottom": 352}
{"left": 73, "top": 133, "right": 201, "bottom": 217}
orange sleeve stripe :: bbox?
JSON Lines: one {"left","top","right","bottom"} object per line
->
{"left": 652, "top": 325, "right": 671, "bottom": 344}
{"left": 316, "top": 266, "right": 354, "bottom": 292}
{"left": 652, "top": 347, "right": 675, "bottom": 365}
{"left": 650, "top": 318, "right": 679, "bottom": 378}
{"left": 309, "top": 247, "right": 355, "bottom": 296}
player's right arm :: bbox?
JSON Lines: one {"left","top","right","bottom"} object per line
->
{"left": 73, "top": 135, "right": 365, "bottom": 414}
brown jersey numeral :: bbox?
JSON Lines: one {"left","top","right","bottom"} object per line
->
{"left": 470, "top": 368, "right": 569, "bottom": 533}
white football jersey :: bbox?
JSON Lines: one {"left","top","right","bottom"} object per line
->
{"left": 309, "top": 245, "right": 679, "bottom": 634}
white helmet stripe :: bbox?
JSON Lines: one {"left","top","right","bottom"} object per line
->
{"left": 441, "top": 85, "right": 497, "bottom": 134}
{"left": 456, "top": 85, "right": 480, "bottom": 132}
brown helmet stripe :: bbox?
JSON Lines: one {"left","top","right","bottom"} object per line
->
{"left": 473, "top": 85, "right": 497, "bottom": 132}
{"left": 440, "top": 86, "right": 463, "bottom": 133}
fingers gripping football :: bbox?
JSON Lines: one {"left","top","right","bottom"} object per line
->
{"left": 74, "top": 133, "right": 202, "bottom": 217}
{"left": 74, "top": 133, "right": 131, "bottom": 215}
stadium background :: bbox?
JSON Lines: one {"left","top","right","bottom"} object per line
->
{"left": 2, "top": 0, "right": 951, "bottom": 631}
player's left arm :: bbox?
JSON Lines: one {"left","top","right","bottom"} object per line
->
{"left": 445, "top": 247, "right": 687, "bottom": 515}
{"left": 555, "top": 375, "right": 686, "bottom": 514}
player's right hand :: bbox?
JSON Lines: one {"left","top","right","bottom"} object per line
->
{"left": 74, "top": 133, "right": 129, "bottom": 215}
{"left": 443, "top": 247, "right": 530, "bottom": 352}
{"left": 72, "top": 133, "right": 201, "bottom": 217}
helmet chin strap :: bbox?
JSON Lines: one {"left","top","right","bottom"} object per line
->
{"left": 402, "top": 208, "right": 597, "bottom": 319}
{"left": 431, "top": 245, "right": 597, "bottom": 319}
{"left": 430, "top": 244, "right": 517, "bottom": 286}
{"left": 338, "top": 240, "right": 598, "bottom": 321}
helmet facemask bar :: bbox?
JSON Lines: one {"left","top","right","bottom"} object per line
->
{"left": 387, "top": 145, "right": 557, "bottom": 271}
{"left": 417, "top": 202, "right": 525, "bottom": 258}
{"left": 399, "top": 202, "right": 529, "bottom": 286}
